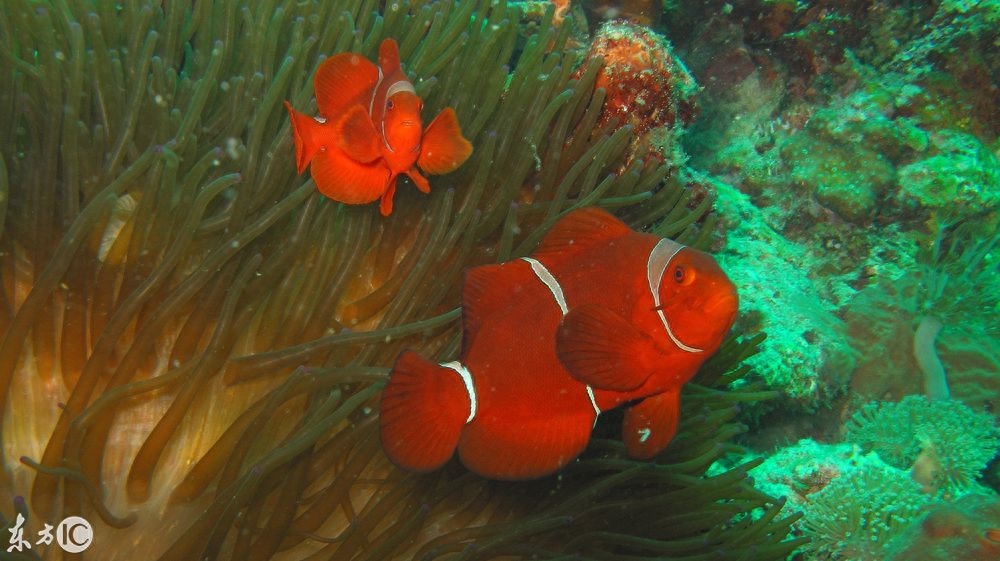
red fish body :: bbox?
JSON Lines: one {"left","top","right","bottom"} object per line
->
{"left": 284, "top": 39, "right": 472, "bottom": 215}
{"left": 380, "top": 207, "right": 739, "bottom": 479}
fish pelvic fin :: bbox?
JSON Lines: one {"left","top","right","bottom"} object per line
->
{"left": 380, "top": 351, "right": 472, "bottom": 472}
{"left": 406, "top": 168, "right": 430, "bottom": 193}
{"left": 623, "top": 389, "right": 682, "bottom": 459}
{"left": 556, "top": 303, "right": 657, "bottom": 391}
{"left": 378, "top": 179, "right": 397, "bottom": 216}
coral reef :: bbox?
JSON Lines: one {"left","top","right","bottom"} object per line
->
{"left": 572, "top": 19, "right": 699, "bottom": 156}
{"left": 845, "top": 396, "right": 1000, "bottom": 495}
{"left": 712, "top": 174, "right": 856, "bottom": 412}
{"left": 751, "top": 437, "right": 1000, "bottom": 561}
{"left": 798, "top": 463, "right": 931, "bottom": 561}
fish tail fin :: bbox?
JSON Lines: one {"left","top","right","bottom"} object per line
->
{"left": 284, "top": 101, "right": 324, "bottom": 174}
{"left": 380, "top": 351, "right": 472, "bottom": 472}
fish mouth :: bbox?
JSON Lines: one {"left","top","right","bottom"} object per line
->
{"left": 704, "top": 286, "right": 738, "bottom": 320}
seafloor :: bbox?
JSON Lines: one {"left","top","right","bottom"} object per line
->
{"left": 0, "top": 1, "right": 997, "bottom": 560}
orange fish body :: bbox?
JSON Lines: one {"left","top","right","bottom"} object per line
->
{"left": 380, "top": 207, "right": 739, "bottom": 479}
{"left": 284, "top": 39, "right": 472, "bottom": 215}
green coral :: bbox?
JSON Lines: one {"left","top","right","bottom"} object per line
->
{"left": 844, "top": 395, "right": 1000, "bottom": 493}
{"left": 798, "top": 464, "right": 931, "bottom": 561}
{"left": 897, "top": 130, "right": 1000, "bottom": 219}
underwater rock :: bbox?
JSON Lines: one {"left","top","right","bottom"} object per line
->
{"left": 780, "top": 133, "right": 891, "bottom": 225}
{"left": 896, "top": 130, "right": 1000, "bottom": 221}
{"left": 572, "top": 19, "right": 699, "bottom": 156}
{"left": 713, "top": 176, "right": 856, "bottom": 412}
{"left": 886, "top": 494, "right": 1000, "bottom": 561}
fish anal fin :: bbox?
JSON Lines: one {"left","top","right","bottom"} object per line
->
{"left": 310, "top": 149, "right": 389, "bottom": 205}
{"left": 459, "top": 410, "right": 593, "bottom": 480}
{"left": 313, "top": 52, "right": 380, "bottom": 116}
{"left": 623, "top": 390, "right": 681, "bottom": 459}
{"left": 380, "top": 351, "right": 470, "bottom": 472}
{"left": 336, "top": 105, "right": 381, "bottom": 163}
{"left": 556, "top": 303, "right": 656, "bottom": 391}
{"left": 532, "top": 207, "right": 633, "bottom": 261}
{"left": 418, "top": 108, "right": 473, "bottom": 175}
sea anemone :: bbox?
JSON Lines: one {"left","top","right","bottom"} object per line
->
{"left": 2, "top": 1, "right": 798, "bottom": 559}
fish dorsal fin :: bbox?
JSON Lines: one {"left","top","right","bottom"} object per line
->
{"left": 461, "top": 261, "right": 527, "bottom": 353}
{"left": 622, "top": 389, "right": 681, "bottom": 459}
{"left": 532, "top": 207, "right": 632, "bottom": 261}
{"left": 555, "top": 303, "right": 657, "bottom": 391}
{"left": 313, "top": 51, "right": 380, "bottom": 117}
{"left": 336, "top": 105, "right": 381, "bottom": 163}
{"left": 378, "top": 38, "right": 404, "bottom": 80}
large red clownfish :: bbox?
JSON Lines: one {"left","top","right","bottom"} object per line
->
{"left": 284, "top": 38, "right": 472, "bottom": 216}
{"left": 380, "top": 207, "right": 739, "bottom": 480}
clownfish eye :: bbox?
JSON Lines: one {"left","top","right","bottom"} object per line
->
{"left": 672, "top": 265, "right": 695, "bottom": 285}
{"left": 673, "top": 266, "right": 686, "bottom": 283}
{"left": 386, "top": 99, "right": 395, "bottom": 110}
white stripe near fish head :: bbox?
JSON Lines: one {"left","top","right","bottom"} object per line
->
{"left": 379, "top": 78, "right": 417, "bottom": 154}
{"left": 647, "top": 238, "right": 703, "bottom": 353}
{"left": 385, "top": 79, "right": 416, "bottom": 98}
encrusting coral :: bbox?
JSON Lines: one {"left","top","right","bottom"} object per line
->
{"left": 845, "top": 395, "right": 1000, "bottom": 495}
{"left": 1, "top": 1, "right": 800, "bottom": 559}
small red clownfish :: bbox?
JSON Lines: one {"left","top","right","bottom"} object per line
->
{"left": 284, "top": 38, "right": 472, "bottom": 216}
{"left": 380, "top": 207, "right": 739, "bottom": 480}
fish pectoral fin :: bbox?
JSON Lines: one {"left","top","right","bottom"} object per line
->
{"left": 623, "top": 389, "right": 681, "bottom": 459}
{"left": 380, "top": 351, "right": 470, "bottom": 472}
{"left": 336, "top": 105, "right": 382, "bottom": 163}
{"left": 532, "top": 207, "right": 632, "bottom": 262}
{"left": 556, "top": 303, "right": 657, "bottom": 391}
{"left": 418, "top": 107, "right": 473, "bottom": 175}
